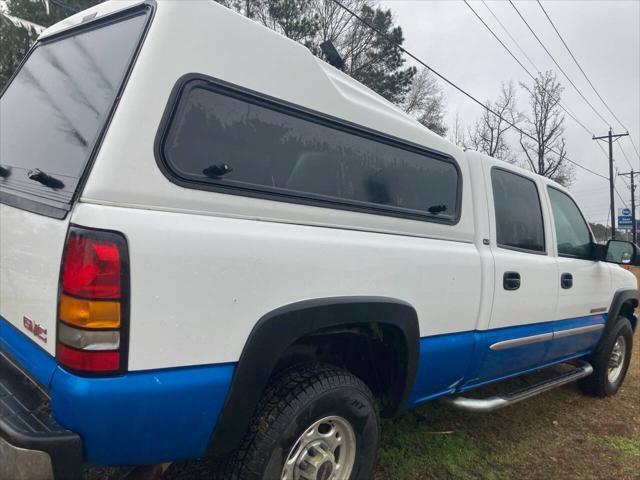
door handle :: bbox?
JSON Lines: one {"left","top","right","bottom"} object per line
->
{"left": 503, "top": 271, "right": 521, "bottom": 291}
{"left": 561, "top": 273, "right": 573, "bottom": 289}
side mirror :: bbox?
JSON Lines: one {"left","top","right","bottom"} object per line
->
{"left": 602, "top": 240, "right": 639, "bottom": 265}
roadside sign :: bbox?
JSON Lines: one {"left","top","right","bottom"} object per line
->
{"left": 618, "top": 216, "right": 633, "bottom": 228}
{"left": 619, "top": 207, "right": 632, "bottom": 216}
{"left": 617, "top": 208, "right": 633, "bottom": 229}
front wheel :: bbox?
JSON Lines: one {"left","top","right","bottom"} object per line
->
{"left": 580, "top": 317, "right": 634, "bottom": 397}
{"left": 218, "top": 363, "right": 380, "bottom": 480}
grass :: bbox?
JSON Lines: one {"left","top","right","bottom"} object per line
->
{"left": 374, "top": 330, "right": 640, "bottom": 480}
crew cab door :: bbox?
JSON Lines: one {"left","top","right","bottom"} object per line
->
{"left": 544, "top": 186, "right": 610, "bottom": 361}
{"left": 470, "top": 163, "right": 559, "bottom": 385}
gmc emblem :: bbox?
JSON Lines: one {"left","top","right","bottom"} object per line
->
{"left": 23, "top": 316, "right": 47, "bottom": 343}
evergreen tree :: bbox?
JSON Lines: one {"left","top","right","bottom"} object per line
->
{"left": 1, "top": 0, "right": 102, "bottom": 88}
{"left": 220, "top": 0, "right": 416, "bottom": 105}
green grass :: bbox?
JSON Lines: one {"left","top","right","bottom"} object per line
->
{"left": 375, "top": 333, "right": 640, "bottom": 479}
{"left": 598, "top": 435, "right": 640, "bottom": 458}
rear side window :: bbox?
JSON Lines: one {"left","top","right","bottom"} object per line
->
{"left": 548, "top": 187, "right": 593, "bottom": 258}
{"left": 0, "top": 9, "right": 149, "bottom": 218}
{"left": 159, "top": 80, "right": 460, "bottom": 222}
{"left": 492, "top": 168, "right": 545, "bottom": 253}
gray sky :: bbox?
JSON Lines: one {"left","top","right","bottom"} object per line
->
{"left": 381, "top": 0, "right": 640, "bottom": 226}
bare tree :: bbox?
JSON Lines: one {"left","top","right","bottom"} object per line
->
{"left": 519, "top": 70, "right": 574, "bottom": 186}
{"left": 311, "top": 0, "right": 371, "bottom": 53}
{"left": 402, "top": 67, "right": 447, "bottom": 136}
{"left": 466, "top": 81, "right": 519, "bottom": 161}
{"left": 448, "top": 111, "right": 466, "bottom": 147}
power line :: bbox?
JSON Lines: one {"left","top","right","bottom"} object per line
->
{"left": 482, "top": 1, "right": 538, "bottom": 73}
{"left": 617, "top": 142, "right": 634, "bottom": 171}
{"left": 463, "top": 1, "right": 616, "bottom": 179}
{"left": 49, "top": 0, "right": 79, "bottom": 14}
{"left": 328, "top": 0, "right": 610, "bottom": 181}
{"left": 509, "top": 0, "right": 611, "bottom": 127}
{"left": 629, "top": 137, "right": 640, "bottom": 162}
{"left": 536, "top": 1, "right": 621, "bottom": 128}
{"left": 465, "top": 1, "right": 596, "bottom": 139}
{"left": 537, "top": 0, "right": 640, "bottom": 164}
{"left": 470, "top": 0, "right": 629, "bottom": 189}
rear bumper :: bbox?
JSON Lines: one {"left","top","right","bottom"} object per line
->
{"left": 0, "top": 352, "right": 82, "bottom": 480}
{"left": 1, "top": 315, "right": 235, "bottom": 466}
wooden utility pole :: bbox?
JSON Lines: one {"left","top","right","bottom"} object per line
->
{"left": 619, "top": 170, "right": 637, "bottom": 244}
{"left": 593, "top": 128, "right": 629, "bottom": 239}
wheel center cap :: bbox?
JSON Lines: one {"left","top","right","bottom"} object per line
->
{"left": 316, "top": 461, "right": 333, "bottom": 480}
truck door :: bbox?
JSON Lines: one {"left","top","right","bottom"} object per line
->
{"left": 544, "top": 186, "right": 611, "bottom": 361}
{"left": 470, "top": 164, "right": 559, "bottom": 386}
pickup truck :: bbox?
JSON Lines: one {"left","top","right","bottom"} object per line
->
{"left": 0, "top": 2, "right": 637, "bottom": 480}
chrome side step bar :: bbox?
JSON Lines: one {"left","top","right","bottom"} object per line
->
{"left": 443, "top": 361, "right": 593, "bottom": 413}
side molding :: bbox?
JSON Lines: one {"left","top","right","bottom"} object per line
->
{"left": 208, "top": 297, "right": 420, "bottom": 456}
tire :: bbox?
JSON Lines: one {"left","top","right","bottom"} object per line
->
{"left": 216, "top": 363, "right": 380, "bottom": 480}
{"left": 580, "top": 317, "right": 634, "bottom": 397}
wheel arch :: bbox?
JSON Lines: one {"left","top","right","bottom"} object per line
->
{"left": 207, "top": 296, "right": 420, "bottom": 456}
{"left": 607, "top": 289, "right": 638, "bottom": 332}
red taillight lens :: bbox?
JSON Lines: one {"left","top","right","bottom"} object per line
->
{"left": 57, "top": 343, "right": 120, "bottom": 372}
{"left": 57, "top": 226, "right": 128, "bottom": 376}
{"left": 61, "top": 234, "right": 121, "bottom": 299}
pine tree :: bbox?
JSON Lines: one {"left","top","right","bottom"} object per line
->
{"left": 1, "top": 0, "right": 102, "bottom": 88}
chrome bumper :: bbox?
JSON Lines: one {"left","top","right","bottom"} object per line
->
{"left": 0, "top": 435, "right": 54, "bottom": 480}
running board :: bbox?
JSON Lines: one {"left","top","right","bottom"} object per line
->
{"left": 443, "top": 361, "right": 593, "bottom": 413}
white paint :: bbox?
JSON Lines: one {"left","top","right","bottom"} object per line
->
{"left": 1, "top": 0, "right": 636, "bottom": 374}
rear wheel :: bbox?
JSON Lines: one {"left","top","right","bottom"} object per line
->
{"left": 217, "top": 363, "right": 379, "bottom": 480}
{"left": 580, "top": 317, "right": 633, "bottom": 397}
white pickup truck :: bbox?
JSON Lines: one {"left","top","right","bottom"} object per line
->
{"left": 0, "top": 2, "right": 637, "bottom": 480}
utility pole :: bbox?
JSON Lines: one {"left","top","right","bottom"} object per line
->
{"left": 619, "top": 170, "right": 637, "bottom": 244}
{"left": 593, "top": 128, "right": 629, "bottom": 239}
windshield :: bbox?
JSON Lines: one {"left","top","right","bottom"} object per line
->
{"left": 0, "top": 10, "right": 148, "bottom": 217}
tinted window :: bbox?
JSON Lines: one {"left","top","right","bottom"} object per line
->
{"left": 161, "top": 84, "right": 460, "bottom": 220}
{"left": 0, "top": 12, "right": 147, "bottom": 209}
{"left": 492, "top": 169, "right": 545, "bottom": 252}
{"left": 548, "top": 187, "right": 592, "bottom": 258}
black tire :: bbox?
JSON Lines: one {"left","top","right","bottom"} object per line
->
{"left": 217, "top": 363, "right": 380, "bottom": 480}
{"left": 580, "top": 317, "right": 634, "bottom": 397}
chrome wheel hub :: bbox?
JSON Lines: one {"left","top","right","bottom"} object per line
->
{"left": 281, "top": 416, "right": 356, "bottom": 480}
{"left": 607, "top": 336, "right": 626, "bottom": 383}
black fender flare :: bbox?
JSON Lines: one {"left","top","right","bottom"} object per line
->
{"left": 208, "top": 296, "right": 420, "bottom": 456}
{"left": 607, "top": 289, "right": 638, "bottom": 332}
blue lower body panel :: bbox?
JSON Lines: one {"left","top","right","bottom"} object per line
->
{"left": 406, "top": 314, "right": 606, "bottom": 406}
{"left": 0, "top": 316, "right": 58, "bottom": 388}
{"left": 405, "top": 331, "right": 476, "bottom": 407}
{"left": 1, "top": 315, "right": 235, "bottom": 466}
{"left": 50, "top": 362, "right": 235, "bottom": 465}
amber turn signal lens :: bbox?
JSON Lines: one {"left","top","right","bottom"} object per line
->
{"left": 58, "top": 293, "right": 120, "bottom": 329}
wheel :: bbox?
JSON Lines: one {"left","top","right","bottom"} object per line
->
{"left": 580, "top": 317, "right": 634, "bottom": 397}
{"left": 217, "top": 363, "right": 379, "bottom": 480}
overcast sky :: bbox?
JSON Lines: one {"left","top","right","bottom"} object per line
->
{"left": 381, "top": 0, "right": 640, "bottom": 226}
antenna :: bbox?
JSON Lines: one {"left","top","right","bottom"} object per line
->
{"left": 320, "top": 40, "right": 345, "bottom": 70}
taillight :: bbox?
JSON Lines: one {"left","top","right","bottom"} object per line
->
{"left": 56, "top": 226, "right": 129, "bottom": 375}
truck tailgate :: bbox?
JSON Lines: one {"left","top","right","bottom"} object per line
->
{"left": 0, "top": 203, "right": 70, "bottom": 358}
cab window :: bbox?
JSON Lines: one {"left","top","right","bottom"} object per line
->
{"left": 548, "top": 187, "right": 593, "bottom": 259}
{"left": 491, "top": 168, "right": 545, "bottom": 253}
